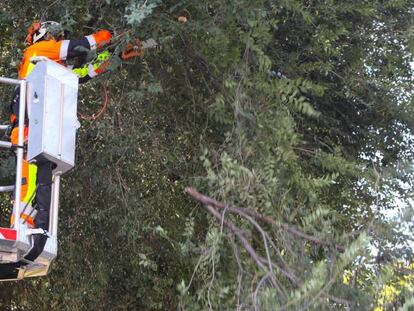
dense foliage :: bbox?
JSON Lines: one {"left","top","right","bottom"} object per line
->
{"left": 0, "top": 0, "right": 414, "bottom": 310}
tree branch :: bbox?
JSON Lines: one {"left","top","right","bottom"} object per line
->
{"left": 185, "top": 187, "right": 344, "bottom": 252}
{"left": 203, "top": 204, "right": 266, "bottom": 271}
{"left": 186, "top": 188, "right": 302, "bottom": 287}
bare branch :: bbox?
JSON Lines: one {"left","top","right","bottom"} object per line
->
{"left": 187, "top": 188, "right": 301, "bottom": 287}
{"left": 204, "top": 204, "right": 266, "bottom": 270}
{"left": 257, "top": 256, "right": 300, "bottom": 287}
{"left": 185, "top": 187, "right": 344, "bottom": 252}
{"left": 228, "top": 236, "right": 244, "bottom": 311}
{"left": 253, "top": 272, "right": 272, "bottom": 311}
{"left": 232, "top": 206, "right": 301, "bottom": 287}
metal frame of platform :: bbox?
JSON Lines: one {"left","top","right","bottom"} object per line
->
{"left": 0, "top": 64, "right": 73, "bottom": 280}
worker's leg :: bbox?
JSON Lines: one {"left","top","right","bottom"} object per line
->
{"left": 7, "top": 87, "right": 50, "bottom": 263}
{"left": 9, "top": 86, "right": 20, "bottom": 119}
{"left": 34, "top": 161, "right": 53, "bottom": 231}
{"left": 22, "top": 161, "right": 52, "bottom": 262}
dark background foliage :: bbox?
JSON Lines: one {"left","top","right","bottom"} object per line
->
{"left": 0, "top": 0, "right": 413, "bottom": 309}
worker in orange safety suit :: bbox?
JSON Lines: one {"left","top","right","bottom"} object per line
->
{"left": 9, "top": 21, "right": 113, "bottom": 262}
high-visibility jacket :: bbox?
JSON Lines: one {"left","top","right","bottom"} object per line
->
{"left": 11, "top": 29, "right": 112, "bottom": 124}
{"left": 10, "top": 203, "right": 37, "bottom": 228}
{"left": 11, "top": 29, "right": 112, "bottom": 205}
{"left": 18, "top": 29, "right": 112, "bottom": 79}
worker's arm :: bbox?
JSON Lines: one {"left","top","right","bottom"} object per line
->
{"left": 71, "top": 39, "right": 141, "bottom": 83}
{"left": 71, "top": 38, "right": 156, "bottom": 83}
{"left": 72, "top": 50, "right": 111, "bottom": 83}
{"left": 60, "top": 30, "right": 112, "bottom": 61}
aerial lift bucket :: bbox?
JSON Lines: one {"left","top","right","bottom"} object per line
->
{"left": 0, "top": 60, "right": 79, "bottom": 280}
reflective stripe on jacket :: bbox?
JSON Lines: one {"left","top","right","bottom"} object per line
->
{"left": 11, "top": 201, "right": 37, "bottom": 228}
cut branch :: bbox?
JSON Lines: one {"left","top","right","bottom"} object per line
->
{"left": 232, "top": 205, "right": 300, "bottom": 286}
{"left": 185, "top": 187, "right": 344, "bottom": 252}
{"left": 203, "top": 204, "right": 266, "bottom": 271}
{"left": 186, "top": 188, "right": 302, "bottom": 287}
